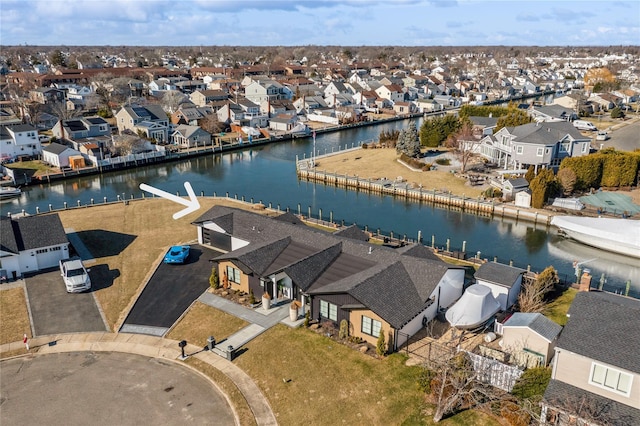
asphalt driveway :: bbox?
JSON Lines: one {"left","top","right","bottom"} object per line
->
{"left": 121, "top": 245, "right": 215, "bottom": 335}
{"left": 25, "top": 269, "right": 108, "bottom": 336}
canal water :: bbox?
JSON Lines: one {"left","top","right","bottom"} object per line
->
{"left": 2, "top": 117, "right": 638, "bottom": 297}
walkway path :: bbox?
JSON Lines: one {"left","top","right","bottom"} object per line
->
{"left": 198, "top": 292, "right": 303, "bottom": 356}
{"left": 0, "top": 332, "right": 278, "bottom": 426}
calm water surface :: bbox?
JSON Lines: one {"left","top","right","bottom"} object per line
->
{"left": 3, "top": 118, "right": 638, "bottom": 297}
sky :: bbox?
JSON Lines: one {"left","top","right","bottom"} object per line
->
{"left": 1, "top": 0, "right": 639, "bottom": 47}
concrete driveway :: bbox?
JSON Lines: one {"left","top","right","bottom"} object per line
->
{"left": 25, "top": 269, "right": 107, "bottom": 336}
{"left": 0, "top": 352, "right": 235, "bottom": 425}
{"left": 121, "top": 245, "right": 216, "bottom": 336}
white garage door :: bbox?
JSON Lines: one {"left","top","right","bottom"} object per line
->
{"left": 35, "top": 246, "right": 65, "bottom": 270}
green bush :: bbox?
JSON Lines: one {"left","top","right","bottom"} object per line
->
{"left": 376, "top": 330, "right": 386, "bottom": 357}
{"left": 435, "top": 158, "right": 450, "bottom": 166}
{"left": 416, "top": 367, "right": 436, "bottom": 393}
{"left": 483, "top": 187, "right": 502, "bottom": 198}
{"left": 511, "top": 367, "right": 551, "bottom": 400}
{"left": 339, "top": 319, "right": 349, "bottom": 339}
{"left": 209, "top": 266, "right": 219, "bottom": 289}
{"left": 420, "top": 114, "right": 461, "bottom": 147}
{"left": 530, "top": 169, "right": 557, "bottom": 208}
{"left": 303, "top": 310, "right": 311, "bottom": 327}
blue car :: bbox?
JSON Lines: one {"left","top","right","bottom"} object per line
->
{"left": 164, "top": 245, "right": 190, "bottom": 264}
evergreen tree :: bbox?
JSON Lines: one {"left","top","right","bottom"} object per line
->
{"left": 529, "top": 169, "right": 557, "bottom": 208}
{"left": 396, "top": 121, "right": 421, "bottom": 157}
{"left": 376, "top": 330, "right": 386, "bottom": 356}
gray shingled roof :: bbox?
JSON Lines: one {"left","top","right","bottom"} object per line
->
{"left": 0, "top": 214, "right": 68, "bottom": 253}
{"left": 215, "top": 237, "right": 290, "bottom": 275}
{"left": 196, "top": 206, "right": 462, "bottom": 327}
{"left": 475, "top": 262, "right": 526, "bottom": 288}
{"left": 284, "top": 243, "right": 342, "bottom": 291}
{"left": 543, "top": 379, "right": 640, "bottom": 425}
{"left": 503, "top": 312, "right": 562, "bottom": 342}
{"left": 557, "top": 291, "right": 640, "bottom": 374}
{"left": 333, "top": 224, "right": 369, "bottom": 242}
{"left": 509, "top": 121, "right": 587, "bottom": 146}
{"left": 43, "top": 142, "right": 76, "bottom": 155}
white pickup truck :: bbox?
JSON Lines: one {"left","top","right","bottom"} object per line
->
{"left": 59, "top": 258, "right": 91, "bottom": 293}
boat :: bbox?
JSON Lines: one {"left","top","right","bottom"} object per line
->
{"left": 445, "top": 284, "right": 501, "bottom": 330}
{"left": 550, "top": 216, "right": 640, "bottom": 259}
{"left": 0, "top": 186, "right": 21, "bottom": 199}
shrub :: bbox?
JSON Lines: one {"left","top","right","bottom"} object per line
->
{"left": 416, "top": 367, "right": 436, "bottom": 393}
{"left": 610, "top": 106, "right": 624, "bottom": 119}
{"left": 482, "top": 187, "right": 502, "bottom": 198}
{"left": 338, "top": 319, "right": 349, "bottom": 339}
{"left": 435, "top": 158, "right": 450, "bottom": 166}
{"left": 376, "top": 330, "right": 386, "bottom": 356}
{"left": 249, "top": 289, "right": 256, "bottom": 305}
{"left": 557, "top": 167, "right": 577, "bottom": 195}
{"left": 512, "top": 367, "right": 552, "bottom": 400}
{"left": 303, "top": 310, "right": 311, "bottom": 327}
{"left": 530, "top": 169, "right": 557, "bottom": 208}
{"left": 209, "top": 266, "right": 219, "bottom": 289}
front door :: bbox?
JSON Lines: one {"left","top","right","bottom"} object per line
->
{"left": 277, "top": 278, "right": 292, "bottom": 301}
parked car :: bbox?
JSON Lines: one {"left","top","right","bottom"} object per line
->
{"left": 596, "top": 131, "right": 609, "bottom": 141}
{"left": 572, "top": 120, "right": 597, "bottom": 131}
{"left": 163, "top": 245, "right": 190, "bottom": 264}
{"left": 60, "top": 258, "right": 91, "bottom": 293}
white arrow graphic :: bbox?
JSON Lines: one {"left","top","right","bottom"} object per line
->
{"left": 139, "top": 182, "right": 201, "bottom": 220}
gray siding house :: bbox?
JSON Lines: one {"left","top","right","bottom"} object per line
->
{"left": 479, "top": 122, "right": 591, "bottom": 172}
{"left": 541, "top": 292, "right": 640, "bottom": 425}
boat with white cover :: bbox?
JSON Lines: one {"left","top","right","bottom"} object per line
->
{"left": 445, "top": 284, "right": 501, "bottom": 329}
{"left": 0, "top": 186, "right": 21, "bottom": 199}
{"left": 550, "top": 216, "right": 640, "bottom": 259}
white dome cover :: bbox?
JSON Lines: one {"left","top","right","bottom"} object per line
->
{"left": 445, "top": 284, "right": 501, "bottom": 329}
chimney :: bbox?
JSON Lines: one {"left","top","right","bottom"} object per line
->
{"left": 579, "top": 270, "right": 592, "bottom": 292}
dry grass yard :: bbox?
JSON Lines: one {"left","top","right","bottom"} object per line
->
{"left": 314, "top": 147, "right": 485, "bottom": 198}
{"left": 54, "top": 198, "right": 277, "bottom": 331}
{"left": 167, "top": 301, "right": 249, "bottom": 347}
{"left": 0, "top": 287, "right": 31, "bottom": 345}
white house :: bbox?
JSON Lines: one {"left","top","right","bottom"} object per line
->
{"left": 42, "top": 143, "right": 82, "bottom": 168}
{"left": 0, "top": 124, "right": 42, "bottom": 161}
{"left": 474, "top": 262, "right": 526, "bottom": 311}
{"left": 0, "top": 213, "right": 70, "bottom": 280}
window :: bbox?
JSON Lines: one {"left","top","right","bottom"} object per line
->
{"left": 226, "top": 266, "right": 241, "bottom": 284}
{"left": 537, "top": 147, "right": 544, "bottom": 156}
{"left": 516, "top": 146, "right": 523, "bottom": 154}
{"left": 320, "top": 300, "right": 337, "bottom": 321}
{"left": 36, "top": 248, "right": 48, "bottom": 254}
{"left": 361, "top": 315, "right": 382, "bottom": 337}
{"left": 590, "top": 362, "right": 633, "bottom": 396}
{"left": 582, "top": 143, "right": 588, "bottom": 153}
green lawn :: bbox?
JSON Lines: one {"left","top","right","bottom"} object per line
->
{"left": 544, "top": 287, "right": 577, "bottom": 326}
{"left": 4, "top": 160, "right": 57, "bottom": 176}
{"left": 230, "top": 325, "right": 498, "bottom": 425}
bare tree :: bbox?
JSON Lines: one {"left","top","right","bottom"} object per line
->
{"left": 445, "top": 122, "right": 480, "bottom": 173}
{"left": 161, "top": 90, "right": 188, "bottom": 114}
{"left": 199, "top": 113, "right": 225, "bottom": 135}
{"left": 427, "top": 350, "right": 498, "bottom": 422}
{"left": 518, "top": 266, "right": 558, "bottom": 313}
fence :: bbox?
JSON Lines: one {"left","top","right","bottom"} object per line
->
{"left": 463, "top": 350, "right": 524, "bottom": 392}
